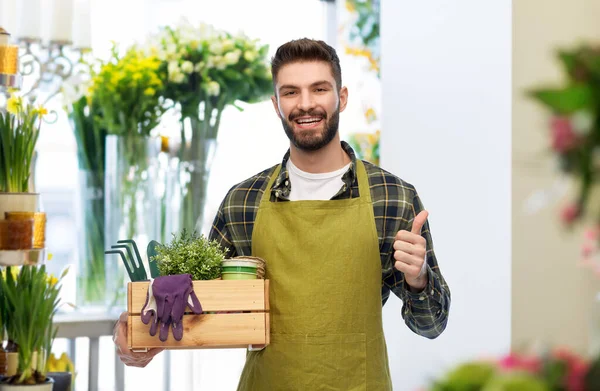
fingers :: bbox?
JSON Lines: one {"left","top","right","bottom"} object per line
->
{"left": 395, "top": 230, "right": 426, "bottom": 246}
{"left": 394, "top": 260, "right": 420, "bottom": 277}
{"left": 410, "top": 210, "right": 429, "bottom": 235}
{"left": 188, "top": 292, "right": 203, "bottom": 315}
{"left": 393, "top": 240, "right": 425, "bottom": 258}
{"left": 114, "top": 318, "right": 164, "bottom": 367}
{"left": 393, "top": 249, "right": 423, "bottom": 267}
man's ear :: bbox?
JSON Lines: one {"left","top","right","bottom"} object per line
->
{"left": 271, "top": 95, "right": 282, "bottom": 119}
{"left": 339, "top": 86, "right": 349, "bottom": 113}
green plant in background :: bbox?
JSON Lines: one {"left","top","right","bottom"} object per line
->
{"left": 0, "top": 92, "right": 47, "bottom": 192}
{"left": 153, "top": 229, "right": 226, "bottom": 280}
{"left": 430, "top": 361, "right": 497, "bottom": 391}
{"left": 145, "top": 19, "right": 273, "bottom": 233}
{"left": 89, "top": 43, "right": 166, "bottom": 138}
{"left": 527, "top": 43, "right": 600, "bottom": 228}
{"left": 480, "top": 373, "right": 549, "bottom": 391}
{"left": 427, "top": 348, "right": 592, "bottom": 391}
{"left": 0, "top": 265, "right": 67, "bottom": 385}
{"left": 347, "top": 129, "right": 380, "bottom": 165}
{"left": 64, "top": 83, "right": 109, "bottom": 307}
{"left": 345, "top": 0, "right": 380, "bottom": 77}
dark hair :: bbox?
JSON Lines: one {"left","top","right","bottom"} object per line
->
{"left": 271, "top": 38, "right": 342, "bottom": 91}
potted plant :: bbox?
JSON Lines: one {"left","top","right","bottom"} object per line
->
{"left": 152, "top": 229, "right": 227, "bottom": 280}
{"left": 0, "top": 92, "right": 47, "bottom": 220}
{"left": 0, "top": 265, "right": 66, "bottom": 390}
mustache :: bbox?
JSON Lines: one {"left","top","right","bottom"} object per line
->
{"left": 289, "top": 109, "right": 327, "bottom": 122}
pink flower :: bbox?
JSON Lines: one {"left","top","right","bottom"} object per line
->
{"left": 561, "top": 204, "right": 580, "bottom": 225}
{"left": 552, "top": 348, "right": 589, "bottom": 391}
{"left": 498, "top": 353, "right": 541, "bottom": 374}
{"left": 584, "top": 227, "right": 600, "bottom": 241}
{"left": 551, "top": 117, "right": 579, "bottom": 153}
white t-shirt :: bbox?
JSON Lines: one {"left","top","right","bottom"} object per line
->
{"left": 285, "top": 158, "right": 428, "bottom": 278}
{"left": 286, "top": 158, "right": 351, "bottom": 201}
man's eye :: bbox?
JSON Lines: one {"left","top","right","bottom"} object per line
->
{"left": 284, "top": 91, "right": 296, "bottom": 96}
{"left": 316, "top": 88, "right": 327, "bottom": 92}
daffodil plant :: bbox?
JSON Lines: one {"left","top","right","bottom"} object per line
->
{"left": 0, "top": 92, "right": 47, "bottom": 192}
{"left": 0, "top": 265, "right": 67, "bottom": 385}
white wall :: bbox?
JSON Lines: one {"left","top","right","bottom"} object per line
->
{"left": 380, "top": 1, "right": 512, "bottom": 390}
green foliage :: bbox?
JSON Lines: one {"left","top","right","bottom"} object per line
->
{"left": 481, "top": 373, "right": 549, "bottom": 391}
{"left": 0, "top": 265, "right": 66, "bottom": 385}
{"left": 88, "top": 44, "right": 167, "bottom": 137}
{"left": 0, "top": 94, "right": 46, "bottom": 192}
{"left": 153, "top": 229, "right": 226, "bottom": 280}
{"left": 430, "top": 362, "right": 496, "bottom": 391}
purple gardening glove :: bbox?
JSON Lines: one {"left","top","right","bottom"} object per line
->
{"left": 141, "top": 274, "right": 203, "bottom": 342}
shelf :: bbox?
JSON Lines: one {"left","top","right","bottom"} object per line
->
{"left": 0, "top": 248, "right": 46, "bottom": 266}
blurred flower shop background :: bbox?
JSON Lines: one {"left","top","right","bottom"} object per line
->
{"left": 1, "top": 0, "right": 600, "bottom": 390}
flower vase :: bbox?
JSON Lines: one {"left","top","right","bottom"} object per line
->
{"left": 74, "top": 170, "right": 108, "bottom": 311}
{"left": 104, "top": 135, "right": 161, "bottom": 306}
{"left": 176, "top": 137, "right": 217, "bottom": 234}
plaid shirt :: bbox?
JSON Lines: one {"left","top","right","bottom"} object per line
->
{"left": 209, "top": 141, "right": 450, "bottom": 339}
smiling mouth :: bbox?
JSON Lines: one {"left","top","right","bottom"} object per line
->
{"left": 293, "top": 116, "right": 324, "bottom": 129}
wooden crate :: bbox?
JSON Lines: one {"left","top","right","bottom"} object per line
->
{"left": 127, "top": 279, "right": 270, "bottom": 351}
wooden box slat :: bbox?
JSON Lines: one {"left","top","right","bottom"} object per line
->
{"left": 128, "top": 313, "right": 267, "bottom": 349}
{"left": 127, "top": 279, "right": 270, "bottom": 350}
{"left": 129, "top": 279, "right": 266, "bottom": 313}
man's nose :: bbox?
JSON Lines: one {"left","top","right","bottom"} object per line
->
{"left": 297, "top": 92, "right": 316, "bottom": 112}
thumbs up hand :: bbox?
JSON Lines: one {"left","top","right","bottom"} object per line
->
{"left": 393, "top": 210, "right": 429, "bottom": 290}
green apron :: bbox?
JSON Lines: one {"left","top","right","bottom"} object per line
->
{"left": 237, "top": 159, "right": 393, "bottom": 391}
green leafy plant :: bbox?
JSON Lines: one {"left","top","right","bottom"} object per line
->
{"left": 0, "top": 92, "right": 47, "bottom": 192}
{"left": 0, "top": 265, "right": 67, "bottom": 385}
{"left": 153, "top": 229, "right": 227, "bottom": 280}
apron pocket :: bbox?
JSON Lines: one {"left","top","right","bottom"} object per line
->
{"left": 265, "top": 333, "right": 367, "bottom": 391}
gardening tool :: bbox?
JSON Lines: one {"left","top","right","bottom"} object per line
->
{"left": 104, "top": 248, "right": 138, "bottom": 282}
{"left": 146, "top": 240, "right": 161, "bottom": 278}
{"left": 105, "top": 239, "right": 148, "bottom": 282}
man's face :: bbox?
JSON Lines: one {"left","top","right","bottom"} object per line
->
{"left": 271, "top": 61, "right": 348, "bottom": 151}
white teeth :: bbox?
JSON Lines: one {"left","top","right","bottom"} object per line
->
{"left": 296, "top": 117, "right": 322, "bottom": 124}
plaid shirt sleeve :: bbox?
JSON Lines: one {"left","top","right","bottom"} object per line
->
{"left": 382, "top": 190, "right": 451, "bottom": 340}
{"left": 208, "top": 196, "right": 237, "bottom": 258}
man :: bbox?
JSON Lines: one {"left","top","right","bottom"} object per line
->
{"left": 113, "top": 38, "right": 450, "bottom": 390}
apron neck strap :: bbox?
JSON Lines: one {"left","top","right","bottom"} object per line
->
{"left": 262, "top": 158, "right": 372, "bottom": 203}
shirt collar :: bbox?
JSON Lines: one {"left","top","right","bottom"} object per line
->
{"left": 271, "top": 140, "right": 358, "bottom": 200}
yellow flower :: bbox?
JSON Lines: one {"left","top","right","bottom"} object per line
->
{"left": 35, "top": 105, "right": 48, "bottom": 117}
{"left": 47, "top": 252, "right": 53, "bottom": 261}
{"left": 1, "top": 267, "right": 20, "bottom": 281}
{"left": 144, "top": 87, "right": 156, "bottom": 96}
{"left": 160, "top": 135, "right": 169, "bottom": 153}
{"left": 345, "top": 1, "right": 356, "bottom": 13}
{"left": 46, "top": 274, "right": 58, "bottom": 287}
{"left": 6, "top": 95, "right": 22, "bottom": 114}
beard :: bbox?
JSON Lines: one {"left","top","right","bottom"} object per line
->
{"left": 281, "top": 106, "right": 340, "bottom": 152}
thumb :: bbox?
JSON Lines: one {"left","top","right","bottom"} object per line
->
{"left": 411, "top": 210, "right": 429, "bottom": 235}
